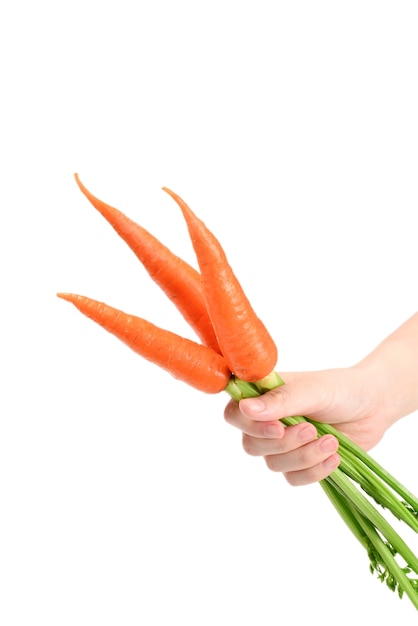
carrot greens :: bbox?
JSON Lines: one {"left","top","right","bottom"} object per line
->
{"left": 226, "top": 374, "right": 418, "bottom": 608}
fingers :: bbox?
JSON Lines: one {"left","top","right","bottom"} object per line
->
{"left": 242, "top": 422, "right": 317, "bottom": 456}
{"left": 283, "top": 452, "right": 340, "bottom": 486}
{"left": 224, "top": 398, "right": 286, "bottom": 439}
{"left": 262, "top": 435, "right": 338, "bottom": 474}
{"left": 236, "top": 377, "right": 324, "bottom": 423}
{"left": 224, "top": 398, "right": 340, "bottom": 486}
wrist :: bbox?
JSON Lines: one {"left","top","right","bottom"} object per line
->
{"left": 355, "top": 317, "right": 418, "bottom": 427}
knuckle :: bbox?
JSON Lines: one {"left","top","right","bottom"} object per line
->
{"left": 284, "top": 462, "right": 329, "bottom": 487}
{"left": 264, "top": 454, "right": 280, "bottom": 472}
{"left": 242, "top": 434, "right": 258, "bottom": 456}
{"left": 268, "top": 385, "right": 291, "bottom": 408}
{"left": 223, "top": 400, "right": 238, "bottom": 424}
{"left": 294, "top": 446, "right": 312, "bottom": 468}
{"left": 284, "top": 471, "right": 305, "bottom": 486}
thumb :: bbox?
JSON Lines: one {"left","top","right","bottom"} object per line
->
{"left": 238, "top": 372, "right": 325, "bottom": 422}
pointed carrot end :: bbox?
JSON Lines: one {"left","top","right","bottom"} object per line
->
{"left": 162, "top": 187, "right": 192, "bottom": 216}
{"left": 161, "top": 186, "right": 176, "bottom": 200}
{"left": 57, "top": 292, "right": 76, "bottom": 303}
{"left": 74, "top": 172, "right": 84, "bottom": 192}
{"left": 161, "top": 187, "right": 184, "bottom": 204}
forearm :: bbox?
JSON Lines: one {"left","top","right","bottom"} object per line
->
{"left": 356, "top": 312, "right": 418, "bottom": 427}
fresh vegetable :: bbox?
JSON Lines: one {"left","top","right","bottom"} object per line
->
{"left": 58, "top": 177, "right": 418, "bottom": 610}
{"left": 227, "top": 375, "right": 418, "bottom": 609}
{"left": 74, "top": 174, "right": 220, "bottom": 353}
{"left": 57, "top": 292, "right": 230, "bottom": 393}
{"left": 162, "top": 187, "right": 278, "bottom": 382}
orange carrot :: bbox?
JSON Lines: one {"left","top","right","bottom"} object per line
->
{"left": 162, "top": 188, "right": 278, "bottom": 382}
{"left": 57, "top": 293, "right": 231, "bottom": 394}
{"left": 74, "top": 174, "right": 220, "bottom": 353}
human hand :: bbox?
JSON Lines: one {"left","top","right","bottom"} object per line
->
{"left": 224, "top": 366, "right": 390, "bottom": 486}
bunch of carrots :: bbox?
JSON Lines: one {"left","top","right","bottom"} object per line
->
{"left": 58, "top": 175, "right": 418, "bottom": 610}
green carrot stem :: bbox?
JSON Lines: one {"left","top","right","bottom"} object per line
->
{"left": 310, "top": 419, "right": 418, "bottom": 512}
{"left": 226, "top": 371, "right": 418, "bottom": 529}
{"left": 326, "top": 476, "right": 418, "bottom": 609}
{"left": 224, "top": 377, "right": 262, "bottom": 400}
{"left": 348, "top": 497, "right": 418, "bottom": 609}
{"left": 253, "top": 371, "right": 284, "bottom": 393}
{"left": 329, "top": 468, "right": 418, "bottom": 574}
{"left": 320, "top": 478, "right": 371, "bottom": 549}
{"left": 337, "top": 449, "right": 418, "bottom": 533}
{"left": 225, "top": 370, "right": 418, "bottom": 609}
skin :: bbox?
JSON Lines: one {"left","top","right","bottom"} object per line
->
{"left": 224, "top": 312, "right": 418, "bottom": 486}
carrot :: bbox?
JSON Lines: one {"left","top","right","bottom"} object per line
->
{"left": 162, "top": 188, "right": 278, "bottom": 382}
{"left": 57, "top": 292, "right": 231, "bottom": 394}
{"left": 74, "top": 174, "right": 220, "bottom": 353}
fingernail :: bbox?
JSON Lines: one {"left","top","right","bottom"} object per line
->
{"left": 323, "top": 453, "right": 340, "bottom": 471}
{"left": 297, "top": 425, "right": 317, "bottom": 443}
{"left": 319, "top": 436, "right": 338, "bottom": 453}
{"left": 240, "top": 397, "right": 266, "bottom": 413}
{"left": 263, "top": 424, "right": 284, "bottom": 438}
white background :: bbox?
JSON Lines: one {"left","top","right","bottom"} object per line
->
{"left": 1, "top": 1, "right": 417, "bottom": 623}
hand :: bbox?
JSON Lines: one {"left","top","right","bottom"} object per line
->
{"left": 224, "top": 366, "right": 391, "bottom": 486}
{"left": 224, "top": 313, "right": 418, "bottom": 486}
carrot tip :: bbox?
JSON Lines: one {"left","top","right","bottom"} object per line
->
{"left": 56, "top": 292, "right": 74, "bottom": 302}
{"left": 161, "top": 186, "right": 177, "bottom": 200}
